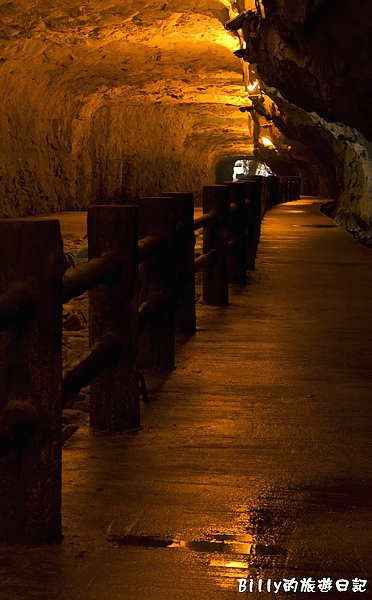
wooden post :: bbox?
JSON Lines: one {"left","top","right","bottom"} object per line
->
{"left": 235, "top": 181, "right": 261, "bottom": 271}
{"left": 226, "top": 183, "right": 248, "bottom": 284}
{"left": 244, "top": 175, "right": 265, "bottom": 221}
{"left": 203, "top": 185, "right": 230, "bottom": 306}
{"left": 262, "top": 175, "right": 278, "bottom": 210}
{"left": 138, "top": 197, "right": 178, "bottom": 370}
{"left": 0, "top": 219, "right": 66, "bottom": 545}
{"left": 283, "top": 177, "right": 288, "bottom": 202}
{"left": 89, "top": 206, "right": 140, "bottom": 431}
{"left": 161, "top": 193, "right": 196, "bottom": 333}
{"left": 284, "top": 176, "right": 290, "bottom": 202}
{"left": 292, "top": 176, "right": 300, "bottom": 200}
{"left": 278, "top": 177, "right": 284, "bottom": 204}
{"left": 296, "top": 176, "right": 301, "bottom": 199}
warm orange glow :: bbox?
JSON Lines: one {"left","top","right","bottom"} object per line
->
{"left": 261, "top": 136, "right": 275, "bottom": 147}
{"left": 209, "top": 559, "right": 249, "bottom": 569}
{"left": 247, "top": 80, "right": 260, "bottom": 93}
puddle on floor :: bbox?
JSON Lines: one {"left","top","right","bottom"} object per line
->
{"left": 209, "top": 559, "right": 249, "bottom": 569}
{"left": 109, "top": 533, "right": 254, "bottom": 555}
{"left": 293, "top": 223, "right": 337, "bottom": 228}
{"left": 109, "top": 531, "right": 283, "bottom": 560}
{"left": 168, "top": 534, "right": 253, "bottom": 555}
{"left": 110, "top": 534, "right": 173, "bottom": 548}
{"left": 109, "top": 511, "right": 289, "bottom": 592}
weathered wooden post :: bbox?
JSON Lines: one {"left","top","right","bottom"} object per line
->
{"left": 284, "top": 176, "right": 290, "bottom": 202}
{"left": 284, "top": 176, "right": 289, "bottom": 202}
{"left": 138, "top": 196, "right": 178, "bottom": 370}
{"left": 278, "top": 176, "right": 283, "bottom": 203}
{"left": 0, "top": 219, "right": 66, "bottom": 545}
{"left": 234, "top": 180, "right": 261, "bottom": 271}
{"left": 296, "top": 176, "right": 301, "bottom": 199}
{"left": 203, "top": 185, "right": 230, "bottom": 306}
{"left": 292, "top": 176, "right": 300, "bottom": 200}
{"left": 263, "top": 175, "right": 278, "bottom": 210}
{"left": 245, "top": 175, "right": 265, "bottom": 220}
{"left": 277, "top": 176, "right": 284, "bottom": 204}
{"left": 288, "top": 177, "right": 292, "bottom": 201}
{"left": 89, "top": 206, "right": 140, "bottom": 431}
{"left": 161, "top": 192, "right": 196, "bottom": 333}
{"left": 285, "top": 177, "right": 289, "bottom": 203}
{"left": 226, "top": 183, "right": 248, "bottom": 284}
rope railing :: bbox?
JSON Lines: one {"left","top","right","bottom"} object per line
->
{"left": 0, "top": 174, "right": 300, "bottom": 545}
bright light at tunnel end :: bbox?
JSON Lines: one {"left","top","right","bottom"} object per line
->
{"left": 261, "top": 136, "right": 275, "bottom": 147}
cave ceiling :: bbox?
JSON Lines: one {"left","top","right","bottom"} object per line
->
{"left": 0, "top": 0, "right": 371, "bottom": 223}
{"left": 0, "top": 1, "right": 255, "bottom": 158}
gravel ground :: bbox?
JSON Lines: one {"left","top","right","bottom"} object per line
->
{"left": 62, "top": 233, "right": 90, "bottom": 442}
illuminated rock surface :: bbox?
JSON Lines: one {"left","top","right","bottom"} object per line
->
{"left": 0, "top": 0, "right": 371, "bottom": 231}
{"left": 0, "top": 1, "right": 251, "bottom": 215}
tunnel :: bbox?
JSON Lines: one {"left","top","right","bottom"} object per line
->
{"left": 0, "top": 1, "right": 371, "bottom": 597}
{"left": 1, "top": 0, "right": 371, "bottom": 233}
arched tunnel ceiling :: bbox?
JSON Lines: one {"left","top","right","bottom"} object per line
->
{"left": 0, "top": 0, "right": 372, "bottom": 228}
{"left": 4, "top": 2, "right": 241, "bottom": 106}
{"left": 0, "top": 0, "right": 261, "bottom": 214}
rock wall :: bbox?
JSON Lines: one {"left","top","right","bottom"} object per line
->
{"left": 251, "top": 88, "right": 372, "bottom": 229}
{"left": 0, "top": 0, "right": 371, "bottom": 230}
{"left": 0, "top": 2, "right": 253, "bottom": 217}
{"left": 258, "top": 0, "right": 372, "bottom": 140}
{"left": 0, "top": 48, "right": 236, "bottom": 216}
{"left": 253, "top": 0, "right": 372, "bottom": 232}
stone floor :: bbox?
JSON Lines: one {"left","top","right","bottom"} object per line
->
{"left": 1, "top": 198, "right": 371, "bottom": 599}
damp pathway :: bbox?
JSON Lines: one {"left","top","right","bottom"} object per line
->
{"left": 1, "top": 198, "right": 372, "bottom": 599}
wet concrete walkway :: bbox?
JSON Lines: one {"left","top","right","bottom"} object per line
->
{"left": 2, "top": 198, "right": 372, "bottom": 599}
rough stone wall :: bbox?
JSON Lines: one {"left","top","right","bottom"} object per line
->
{"left": 251, "top": 88, "right": 372, "bottom": 228}
{"left": 253, "top": 0, "right": 372, "bottom": 231}
{"left": 0, "top": 1, "right": 252, "bottom": 217}
{"left": 258, "top": 0, "right": 372, "bottom": 140}
{"left": 0, "top": 48, "right": 233, "bottom": 217}
{"left": 1, "top": 0, "right": 371, "bottom": 230}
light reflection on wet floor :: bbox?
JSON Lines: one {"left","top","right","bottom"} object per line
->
{"left": 168, "top": 534, "right": 253, "bottom": 555}
{"left": 293, "top": 223, "right": 337, "bottom": 227}
{"left": 109, "top": 530, "right": 284, "bottom": 584}
{"left": 108, "top": 498, "right": 334, "bottom": 593}
{"left": 109, "top": 532, "right": 254, "bottom": 555}
{"left": 109, "top": 532, "right": 257, "bottom": 583}
{"left": 108, "top": 500, "right": 334, "bottom": 591}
